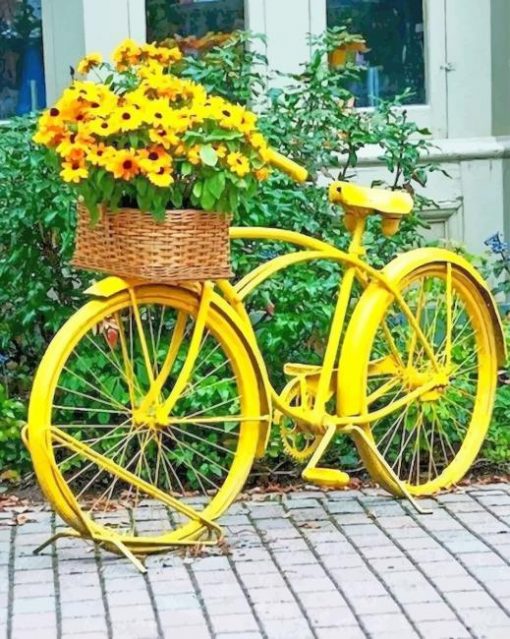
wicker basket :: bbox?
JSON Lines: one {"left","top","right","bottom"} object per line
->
{"left": 72, "top": 203, "right": 232, "bottom": 283}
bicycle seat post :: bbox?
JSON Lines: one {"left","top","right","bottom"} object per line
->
{"left": 347, "top": 211, "right": 368, "bottom": 257}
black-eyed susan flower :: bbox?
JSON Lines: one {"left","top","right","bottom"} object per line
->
{"left": 187, "top": 145, "right": 202, "bottom": 166}
{"left": 139, "top": 146, "right": 172, "bottom": 174}
{"left": 149, "top": 127, "right": 179, "bottom": 149}
{"left": 227, "top": 152, "right": 250, "bottom": 177}
{"left": 76, "top": 53, "right": 103, "bottom": 75}
{"left": 106, "top": 149, "right": 140, "bottom": 180}
{"left": 111, "top": 104, "right": 144, "bottom": 132}
{"left": 146, "top": 165, "right": 174, "bottom": 188}
{"left": 87, "top": 143, "right": 114, "bottom": 167}
{"left": 87, "top": 117, "right": 120, "bottom": 137}
{"left": 60, "top": 161, "right": 89, "bottom": 183}
{"left": 56, "top": 131, "right": 95, "bottom": 157}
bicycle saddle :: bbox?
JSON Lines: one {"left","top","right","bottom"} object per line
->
{"left": 329, "top": 181, "right": 413, "bottom": 216}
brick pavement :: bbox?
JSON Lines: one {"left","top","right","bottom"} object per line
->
{"left": 1, "top": 484, "right": 510, "bottom": 639}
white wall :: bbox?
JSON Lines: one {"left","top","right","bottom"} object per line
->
{"left": 41, "top": 0, "right": 145, "bottom": 104}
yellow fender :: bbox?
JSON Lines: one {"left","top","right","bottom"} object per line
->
{"left": 85, "top": 276, "right": 272, "bottom": 458}
{"left": 338, "top": 247, "right": 506, "bottom": 418}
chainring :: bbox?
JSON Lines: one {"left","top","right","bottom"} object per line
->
{"left": 274, "top": 377, "right": 321, "bottom": 463}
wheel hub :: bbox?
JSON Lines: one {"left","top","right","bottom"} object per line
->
{"left": 402, "top": 367, "right": 450, "bottom": 402}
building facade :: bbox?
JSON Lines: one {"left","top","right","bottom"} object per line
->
{"left": 2, "top": 0, "right": 510, "bottom": 252}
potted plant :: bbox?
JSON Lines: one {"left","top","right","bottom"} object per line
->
{"left": 33, "top": 38, "right": 272, "bottom": 282}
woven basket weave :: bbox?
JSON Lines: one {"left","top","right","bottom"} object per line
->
{"left": 72, "top": 203, "right": 232, "bottom": 283}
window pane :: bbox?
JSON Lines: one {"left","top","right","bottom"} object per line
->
{"left": 0, "top": 0, "right": 46, "bottom": 118}
{"left": 327, "top": 0, "right": 425, "bottom": 106}
{"left": 146, "top": 0, "right": 245, "bottom": 47}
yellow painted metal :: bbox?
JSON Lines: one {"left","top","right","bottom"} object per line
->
{"left": 329, "top": 181, "right": 414, "bottom": 215}
{"left": 27, "top": 158, "right": 505, "bottom": 568}
{"left": 267, "top": 149, "right": 308, "bottom": 183}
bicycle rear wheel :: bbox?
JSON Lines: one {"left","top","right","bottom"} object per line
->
{"left": 28, "top": 285, "right": 263, "bottom": 553}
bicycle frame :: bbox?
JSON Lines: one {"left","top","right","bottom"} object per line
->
{"left": 220, "top": 221, "right": 443, "bottom": 432}
{"left": 85, "top": 219, "right": 505, "bottom": 449}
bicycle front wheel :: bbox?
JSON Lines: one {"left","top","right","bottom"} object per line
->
{"left": 28, "top": 285, "right": 263, "bottom": 553}
{"left": 340, "top": 259, "right": 499, "bottom": 496}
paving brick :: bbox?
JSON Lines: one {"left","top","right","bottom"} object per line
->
{"left": 307, "top": 605, "right": 358, "bottom": 627}
{"left": 416, "top": 621, "right": 471, "bottom": 639}
{"left": 351, "top": 595, "right": 401, "bottom": 616}
{"left": 210, "top": 613, "right": 259, "bottom": 634}
{"left": 361, "top": 612, "right": 416, "bottom": 635}
{"left": 403, "top": 601, "right": 458, "bottom": 622}
{"left": 261, "top": 620, "right": 314, "bottom": 639}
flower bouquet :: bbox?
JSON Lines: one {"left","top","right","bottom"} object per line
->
{"left": 33, "top": 39, "right": 272, "bottom": 282}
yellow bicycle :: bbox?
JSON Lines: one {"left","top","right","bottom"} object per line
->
{"left": 27, "top": 151, "right": 505, "bottom": 571}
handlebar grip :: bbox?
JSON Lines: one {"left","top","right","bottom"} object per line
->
{"left": 267, "top": 149, "right": 308, "bottom": 183}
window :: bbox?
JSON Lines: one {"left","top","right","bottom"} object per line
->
{"left": 146, "top": 0, "right": 245, "bottom": 48}
{"left": 0, "top": 0, "right": 46, "bottom": 118}
{"left": 327, "top": 0, "right": 425, "bottom": 107}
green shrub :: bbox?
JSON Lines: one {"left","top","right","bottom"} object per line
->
{"left": 0, "top": 383, "right": 28, "bottom": 476}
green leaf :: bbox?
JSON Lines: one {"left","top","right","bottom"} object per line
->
{"left": 205, "top": 173, "right": 225, "bottom": 199}
{"left": 199, "top": 145, "right": 218, "bottom": 167}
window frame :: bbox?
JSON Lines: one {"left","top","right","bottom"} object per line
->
{"left": 245, "top": 0, "right": 448, "bottom": 138}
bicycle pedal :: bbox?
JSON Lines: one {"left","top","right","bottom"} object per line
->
{"left": 302, "top": 468, "right": 350, "bottom": 488}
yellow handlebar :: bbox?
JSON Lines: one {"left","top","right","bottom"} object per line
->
{"left": 267, "top": 149, "right": 308, "bottom": 183}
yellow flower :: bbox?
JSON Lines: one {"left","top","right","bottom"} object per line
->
{"left": 111, "top": 104, "right": 144, "bottom": 132}
{"left": 254, "top": 167, "right": 270, "bottom": 181}
{"left": 56, "top": 130, "right": 95, "bottom": 157}
{"left": 126, "top": 88, "right": 150, "bottom": 112}
{"left": 147, "top": 166, "right": 175, "bottom": 188}
{"left": 87, "top": 117, "right": 120, "bottom": 137}
{"left": 213, "top": 143, "right": 227, "bottom": 159}
{"left": 87, "top": 143, "right": 114, "bottom": 167}
{"left": 82, "top": 87, "right": 117, "bottom": 118}
{"left": 149, "top": 127, "right": 180, "bottom": 149}
{"left": 248, "top": 132, "right": 270, "bottom": 161}
{"left": 68, "top": 81, "right": 102, "bottom": 103}
{"left": 33, "top": 112, "right": 67, "bottom": 147}
{"left": 187, "top": 145, "right": 202, "bottom": 166}
{"left": 106, "top": 149, "right": 140, "bottom": 181}
{"left": 139, "top": 146, "right": 172, "bottom": 173}
{"left": 237, "top": 108, "right": 257, "bottom": 134}
{"left": 227, "top": 152, "right": 250, "bottom": 177}
{"left": 76, "top": 52, "right": 103, "bottom": 75}
{"left": 113, "top": 38, "right": 143, "bottom": 70}
{"left": 142, "top": 43, "right": 182, "bottom": 66}
{"left": 60, "top": 161, "right": 88, "bottom": 183}
{"left": 215, "top": 103, "right": 245, "bottom": 130}
{"left": 144, "top": 99, "right": 174, "bottom": 127}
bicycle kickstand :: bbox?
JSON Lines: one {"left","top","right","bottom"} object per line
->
{"left": 345, "top": 424, "right": 433, "bottom": 516}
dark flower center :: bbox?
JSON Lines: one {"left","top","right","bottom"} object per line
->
{"left": 222, "top": 110, "right": 231, "bottom": 117}
{"left": 122, "top": 112, "right": 131, "bottom": 120}
{"left": 123, "top": 160, "right": 133, "bottom": 170}
{"left": 50, "top": 108, "right": 60, "bottom": 117}
{"left": 149, "top": 152, "right": 159, "bottom": 161}
{"left": 101, "top": 122, "right": 109, "bottom": 129}
{"left": 72, "top": 162, "right": 80, "bottom": 170}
